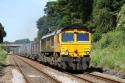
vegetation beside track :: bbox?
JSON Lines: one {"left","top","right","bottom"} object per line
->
{"left": 0, "top": 45, "right": 7, "bottom": 73}
{"left": 91, "top": 31, "right": 125, "bottom": 71}
{"left": 0, "top": 23, "right": 6, "bottom": 43}
{"left": 91, "top": 4, "right": 125, "bottom": 71}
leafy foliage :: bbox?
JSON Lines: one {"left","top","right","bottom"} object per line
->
{"left": 92, "top": 33, "right": 102, "bottom": 42}
{"left": 37, "top": 0, "right": 125, "bottom": 40}
{"left": 37, "top": 0, "right": 93, "bottom": 38}
{"left": 92, "top": 0, "right": 125, "bottom": 33}
{"left": 94, "top": 8, "right": 116, "bottom": 33}
{"left": 0, "top": 45, "right": 7, "bottom": 72}
{"left": 0, "top": 23, "right": 6, "bottom": 43}
{"left": 91, "top": 2, "right": 125, "bottom": 71}
{"left": 93, "top": 0, "right": 125, "bottom": 12}
{"left": 91, "top": 31, "right": 125, "bottom": 70}
{"left": 116, "top": 4, "right": 125, "bottom": 31}
{"left": 91, "top": 0, "right": 125, "bottom": 41}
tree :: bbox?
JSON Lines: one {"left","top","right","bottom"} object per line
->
{"left": 95, "top": 8, "right": 116, "bottom": 33}
{"left": 37, "top": 0, "right": 93, "bottom": 38}
{"left": 0, "top": 23, "right": 6, "bottom": 43}
{"left": 37, "top": 0, "right": 125, "bottom": 40}
{"left": 92, "top": 0, "right": 125, "bottom": 33}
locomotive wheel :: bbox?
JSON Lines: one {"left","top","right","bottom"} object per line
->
{"left": 57, "top": 57, "right": 61, "bottom": 68}
{"left": 82, "top": 62, "right": 89, "bottom": 70}
{"left": 43, "top": 56, "right": 47, "bottom": 63}
{"left": 50, "top": 56, "right": 54, "bottom": 65}
{"left": 57, "top": 62, "right": 60, "bottom": 68}
{"left": 62, "top": 62, "right": 67, "bottom": 70}
{"left": 54, "top": 53, "right": 58, "bottom": 66}
{"left": 41, "top": 55, "right": 44, "bottom": 62}
{"left": 82, "top": 57, "right": 90, "bottom": 70}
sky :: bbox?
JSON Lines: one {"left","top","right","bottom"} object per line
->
{"left": 0, "top": 0, "right": 55, "bottom": 42}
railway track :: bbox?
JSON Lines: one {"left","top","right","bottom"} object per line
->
{"left": 13, "top": 56, "right": 60, "bottom": 83}
{"left": 85, "top": 73, "right": 121, "bottom": 83}
{"left": 63, "top": 71, "right": 122, "bottom": 83}
{"left": 14, "top": 55, "right": 125, "bottom": 83}
{"left": 17, "top": 56, "right": 93, "bottom": 83}
{"left": 75, "top": 73, "right": 122, "bottom": 83}
{"left": 13, "top": 57, "right": 30, "bottom": 83}
{"left": 17, "top": 56, "right": 92, "bottom": 83}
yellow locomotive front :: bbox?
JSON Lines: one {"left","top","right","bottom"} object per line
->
{"left": 60, "top": 29, "right": 91, "bottom": 57}
{"left": 39, "top": 25, "right": 92, "bottom": 70}
{"left": 55, "top": 26, "right": 92, "bottom": 70}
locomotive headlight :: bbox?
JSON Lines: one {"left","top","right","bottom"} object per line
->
{"left": 62, "top": 51, "right": 65, "bottom": 55}
{"left": 61, "top": 48, "right": 68, "bottom": 55}
{"left": 85, "top": 51, "right": 90, "bottom": 55}
{"left": 61, "top": 51, "right": 68, "bottom": 55}
{"left": 84, "top": 48, "right": 91, "bottom": 55}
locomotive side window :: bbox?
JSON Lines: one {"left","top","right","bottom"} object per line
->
{"left": 62, "top": 33, "right": 74, "bottom": 42}
{"left": 77, "top": 33, "right": 89, "bottom": 41}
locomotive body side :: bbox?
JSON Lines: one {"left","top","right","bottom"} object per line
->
{"left": 40, "top": 32, "right": 55, "bottom": 52}
{"left": 39, "top": 25, "right": 92, "bottom": 70}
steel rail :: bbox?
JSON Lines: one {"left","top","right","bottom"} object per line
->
{"left": 66, "top": 72, "right": 94, "bottom": 83}
{"left": 16, "top": 56, "right": 60, "bottom": 83}
{"left": 16, "top": 55, "right": 122, "bottom": 83}
{"left": 83, "top": 73, "right": 121, "bottom": 83}
{"left": 13, "top": 57, "right": 30, "bottom": 83}
{"left": 18, "top": 56, "right": 94, "bottom": 83}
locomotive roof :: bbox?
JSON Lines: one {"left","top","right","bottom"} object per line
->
{"left": 56, "top": 25, "right": 91, "bottom": 34}
{"left": 41, "top": 25, "right": 91, "bottom": 39}
{"left": 41, "top": 31, "right": 55, "bottom": 39}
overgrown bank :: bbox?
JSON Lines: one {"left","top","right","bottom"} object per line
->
{"left": 91, "top": 31, "right": 125, "bottom": 71}
{"left": 0, "top": 45, "right": 7, "bottom": 72}
{"left": 91, "top": 4, "right": 125, "bottom": 72}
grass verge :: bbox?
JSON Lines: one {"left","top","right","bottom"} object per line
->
{"left": 91, "top": 31, "right": 125, "bottom": 71}
{"left": 0, "top": 45, "right": 7, "bottom": 74}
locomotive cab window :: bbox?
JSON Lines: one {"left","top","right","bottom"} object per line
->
{"left": 77, "top": 33, "right": 89, "bottom": 42}
{"left": 62, "top": 33, "right": 74, "bottom": 42}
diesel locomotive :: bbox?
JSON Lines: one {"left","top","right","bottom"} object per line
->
{"left": 16, "top": 25, "right": 92, "bottom": 70}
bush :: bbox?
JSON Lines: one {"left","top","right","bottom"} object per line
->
{"left": 92, "top": 33, "right": 102, "bottom": 42}
{"left": 0, "top": 45, "right": 7, "bottom": 64}
{"left": 91, "top": 31, "right": 125, "bottom": 71}
{"left": 91, "top": 46, "right": 125, "bottom": 70}
{"left": 93, "top": 31, "right": 125, "bottom": 49}
{"left": 94, "top": 8, "right": 116, "bottom": 33}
